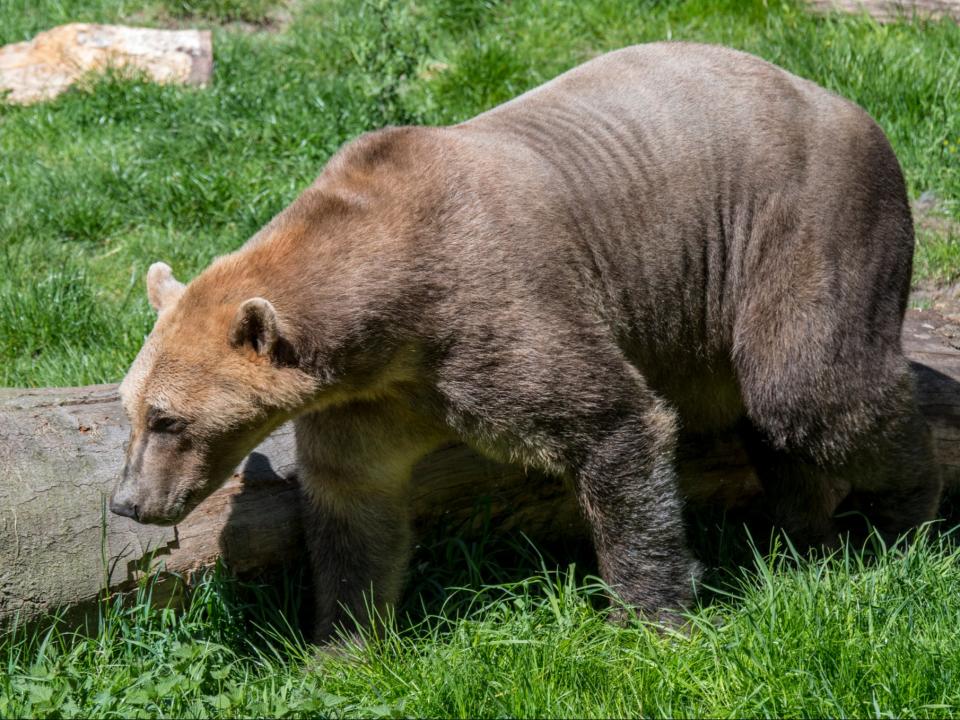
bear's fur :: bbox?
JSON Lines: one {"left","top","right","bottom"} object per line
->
{"left": 111, "top": 42, "right": 940, "bottom": 641}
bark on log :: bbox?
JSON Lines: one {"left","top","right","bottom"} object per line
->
{"left": 1, "top": 309, "right": 959, "bottom": 627}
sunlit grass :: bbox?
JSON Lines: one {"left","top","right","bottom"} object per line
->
{"left": 3, "top": 531, "right": 960, "bottom": 718}
{"left": 1, "top": 0, "right": 959, "bottom": 386}
{"left": 915, "top": 224, "right": 960, "bottom": 285}
{"left": 2, "top": 3, "right": 960, "bottom": 715}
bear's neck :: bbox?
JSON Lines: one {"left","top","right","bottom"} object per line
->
{"left": 227, "top": 191, "right": 431, "bottom": 387}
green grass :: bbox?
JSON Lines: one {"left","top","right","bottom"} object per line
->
{"left": 157, "top": 0, "right": 283, "bottom": 24}
{"left": 3, "top": 531, "right": 960, "bottom": 718}
{"left": 3, "top": 1, "right": 960, "bottom": 717}
{"left": 1, "top": 0, "right": 959, "bottom": 386}
{"left": 916, "top": 224, "right": 960, "bottom": 286}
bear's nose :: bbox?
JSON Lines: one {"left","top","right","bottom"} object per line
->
{"left": 109, "top": 496, "right": 139, "bottom": 521}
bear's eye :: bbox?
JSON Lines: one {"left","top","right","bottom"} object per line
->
{"left": 147, "top": 411, "right": 186, "bottom": 434}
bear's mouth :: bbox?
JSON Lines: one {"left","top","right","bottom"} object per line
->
{"left": 163, "top": 478, "right": 224, "bottom": 526}
{"left": 135, "top": 488, "right": 199, "bottom": 527}
{"left": 157, "top": 490, "right": 199, "bottom": 526}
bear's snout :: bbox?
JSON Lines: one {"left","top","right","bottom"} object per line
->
{"left": 109, "top": 486, "right": 139, "bottom": 521}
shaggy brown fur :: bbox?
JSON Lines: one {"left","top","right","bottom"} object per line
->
{"left": 111, "top": 42, "right": 940, "bottom": 641}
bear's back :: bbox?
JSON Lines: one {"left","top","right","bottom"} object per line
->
{"left": 436, "top": 43, "right": 911, "bottom": 434}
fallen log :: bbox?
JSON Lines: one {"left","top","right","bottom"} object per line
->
{"left": 1, "top": 309, "right": 958, "bottom": 627}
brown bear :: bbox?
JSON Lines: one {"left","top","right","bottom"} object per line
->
{"left": 110, "top": 42, "right": 940, "bottom": 641}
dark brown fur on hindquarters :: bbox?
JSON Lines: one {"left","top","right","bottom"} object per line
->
{"left": 111, "top": 42, "right": 940, "bottom": 643}
{"left": 740, "top": 363, "right": 940, "bottom": 551}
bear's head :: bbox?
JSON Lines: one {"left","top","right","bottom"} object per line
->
{"left": 109, "top": 261, "right": 317, "bottom": 525}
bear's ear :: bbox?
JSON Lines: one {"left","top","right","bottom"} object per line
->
{"left": 230, "top": 297, "right": 279, "bottom": 357}
{"left": 146, "top": 262, "right": 185, "bottom": 312}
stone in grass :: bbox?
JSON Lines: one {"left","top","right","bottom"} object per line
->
{"left": 0, "top": 23, "right": 213, "bottom": 105}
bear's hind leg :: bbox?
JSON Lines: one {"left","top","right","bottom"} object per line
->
{"left": 740, "top": 423, "right": 850, "bottom": 549}
{"left": 736, "top": 314, "right": 940, "bottom": 549}
{"left": 838, "top": 400, "right": 941, "bottom": 546}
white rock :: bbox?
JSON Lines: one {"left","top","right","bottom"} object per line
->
{"left": 0, "top": 23, "right": 213, "bottom": 105}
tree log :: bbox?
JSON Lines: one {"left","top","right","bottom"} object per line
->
{"left": 1, "top": 309, "right": 958, "bottom": 627}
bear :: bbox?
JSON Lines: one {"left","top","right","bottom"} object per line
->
{"left": 110, "top": 42, "right": 941, "bottom": 642}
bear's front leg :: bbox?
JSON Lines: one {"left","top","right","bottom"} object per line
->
{"left": 574, "top": 401, "right": 700, "bottom": 619}
{"left": 439, "top": 338, "right": 700, "bottom": 622}
{"left": 295, "top": 400, "right": 448, "bottom": 645}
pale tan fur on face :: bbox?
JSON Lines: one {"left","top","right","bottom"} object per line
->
{"left": 114, "top": 258, "right": 319, "bottom": 524}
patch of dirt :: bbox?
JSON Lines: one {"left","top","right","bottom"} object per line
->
{"left": 911, "top": 193, "right": 960, "bottom": 316}
{"left": 806, "top": 0, "right": 960, "bottom": 24}
{"left": 915, "top": 191, "right": 960, "bottom": 238}
{"left": 912, "top": 279, "right": 960, "bottom": 315}
{"left": 126, "top": 0, "right": 296, "bottom": 34}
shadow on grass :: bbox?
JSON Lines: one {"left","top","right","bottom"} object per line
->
{"left": 193, "top": 489, "right": 960, "bottom": 654}
{"left": 207, "top": 503, "right": 794, "bottom": 648}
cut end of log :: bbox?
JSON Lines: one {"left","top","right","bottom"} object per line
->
{"left": 0, "top": 24, "right": 214, "bottom": 105}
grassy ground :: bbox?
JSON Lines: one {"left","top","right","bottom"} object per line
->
{"left": 3, "top": 0, "right": 960, "bottom": 717}
{"left": 1, "top": 0, "right": 959, "bottom": 386}
{"left": 3, "top": 531, "right": 960, "bottom": 718}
